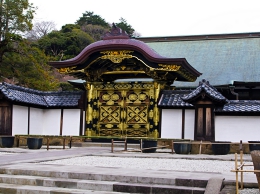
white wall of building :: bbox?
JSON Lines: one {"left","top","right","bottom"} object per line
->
{"left": 12, "top": 105, "right": 28, "bottom": 135}
{"left": 43, "top": 109, "right": 61, "bottom": 135}
{"left": 184, "top": 109, "right": 195, "bottom": 140}
{"left": 215, "top": 116, "right": 260, "bottom": 142}
{"left": 161, "top": 109, "right": 182, "bottom": 139}
{"left": 11, "top": 106, "right": 83, "bottom": 136}
{"left": 62, "top": 109, "right": 81, "bottom": 136}
{"left": 30, "top": 107, "right": 44, "bottom": 135}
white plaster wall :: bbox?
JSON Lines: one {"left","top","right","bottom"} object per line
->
{"left": 30, "top": 108, "right": 44, "bottom": 135}
{"left": 184, "top": 109, "right": 195, "bottom": 140}
{"left": 12, "top": 105, "right": 28, "bottom": 135}
{"left": 62, "top": 109, "right": 81, "bottom": 136}
{"left": 161, "top": 109, "right": 182, "bottom": 138}
{"left": 42, "top": 109, "right": 61, "bottom": 135}
{"left": 215, "top": 116, "right": 260, "bottom": 142}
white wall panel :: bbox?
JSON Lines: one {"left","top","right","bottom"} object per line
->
{"left": 161, "top": 109, "right": 182, "bottom": 138}
{"left": 12, "top": 105, "right": 28, "bottom": 135}
{"left": 215, "top": 116, "right": 260, "bottom": 142}
{"left": 62, "top": 109, "right": 80, "bottom": 136}
{"left": 30, "top": 108, "right": 44, "bottom": 135}
{"left": 43, "top": 109, "right": 61, "bottom": 135}
{"left": 184, "top": 109, "right": 195, "bottom": 140}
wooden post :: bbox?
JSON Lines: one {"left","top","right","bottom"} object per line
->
{"left": 140, "top": 139, "right": 143, "bottom": 152}
{"left": 199, "top": 140, "right": 202, "bottom": 154}
{"left": 63, "top": 138, "right": 65, "bottom": 149}
{"left": 16, "top": 136, "right": 19, "bottom": 147}
{"left": 171, "top": 140, "right": 174, "bottom": 154}
{"left": 111, "top": 139, "right": 114, "bottom": 153}
{"left": 69, "top": 136, "right": 72, "bottom": 149}
{"left": 124, "top": 138, "right": 127, "bottom": 151}
{"left": 240, "top": 140, "right": 244, "bottom": 189}
{"left": 47, "top": 138, "right": 49, "bottom": 151}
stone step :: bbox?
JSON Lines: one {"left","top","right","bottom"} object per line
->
{"left": 1, "top": 167, "right": 209, "bottom": 188}
{"left": 0, "top": 174, "right": 118, "bottom": 192}
{"left": 113, "top": 182, "right": 206, "bottom": 194}
{"left": 0, "top": 167, "right": 177, "bottom": 186}
{"left": 0, "top": 174, "right": 206, "bottom": 194}
{"left": 175, "top": 177, "right": 208, "bottom": 188}
{"left": 0, "top": 183, "right": 130, "bottom": 194}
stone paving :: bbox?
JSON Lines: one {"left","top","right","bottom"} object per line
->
{"left": 0, "top": 145, "right": 259, "bottom": 193}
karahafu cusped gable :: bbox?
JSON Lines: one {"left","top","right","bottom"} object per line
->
{"left": 49, "top": 24, "right": 201, "bottom": 138}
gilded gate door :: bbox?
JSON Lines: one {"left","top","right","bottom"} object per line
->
{"left": 86, "top": 82, "right": 160, "bottom": 138}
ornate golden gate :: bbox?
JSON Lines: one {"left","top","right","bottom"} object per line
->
{"left": 85, "top": 81, "right": 161, "bottom": 138}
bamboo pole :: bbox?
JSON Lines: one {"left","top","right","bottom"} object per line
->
{"left": 235, "top": 153, "right": 239, "bottom": 194}
{"left": 240, "top": 140, "right": 244, "bottom": 189}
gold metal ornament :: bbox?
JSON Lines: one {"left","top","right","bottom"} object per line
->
{"left": 158, "top": 64, "right": 181, "bottom": 71}
{"left": 100, "top": 50, "right": 134, "bottom": 63}
{"left": 58, "top": 66, "right": 84, "bottom": 74}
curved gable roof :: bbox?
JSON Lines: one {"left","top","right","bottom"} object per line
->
{"left": 182, "top": 79, "right": 228, "bottom": 104}
{"left": 49, "top": 25, "right": 201, "bottom": 83}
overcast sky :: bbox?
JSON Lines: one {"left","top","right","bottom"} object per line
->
{"left": 30, "top": 0, "right": 260, "bottom": 37}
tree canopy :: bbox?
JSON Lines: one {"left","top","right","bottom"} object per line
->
{"left": 0, "top": 0, "right": 35, "bottom": 62}
{"left": 0, "top": 40, "right": 59, "bottom": 91}
{"left": 76, "top": 11, "right": 109, "bottom": 28}
{"left": 37, "top": 24, "right": 94, "bottom": 61}
{"left": 115, "top": 18, "right": 135, "bottom": 37}
{"left": 0, "top": 4, "right": 139, "bottom": 91}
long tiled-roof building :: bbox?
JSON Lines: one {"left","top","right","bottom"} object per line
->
{"left": 1, "top": 27, "right": 260, "bottom": 142}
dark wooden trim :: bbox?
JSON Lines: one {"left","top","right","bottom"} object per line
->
{"left": 182, "top": 109, "right": 185, "bottom": 139}
{"left": 11, "top": 104, "right": 13, "bottom": 136}
{"left": 211, "top": 108, "right": 215, "bottom": 141}
{"left": 79, "top": 109, "right": 83, "bottom": 136}
{"left": 60, "top": 109, "right": 63, "bottom": 136}
{"left": 203, "top": 107, "right": 206, "bottom": 140}
{"left": 28, "top": 107, "right": 30, "bottom": 135}
{"left": 158, "top": 108, "right": 162, "bottom": 138}
{"left": 194, "top": 104, "right": 215, "bottom": 141}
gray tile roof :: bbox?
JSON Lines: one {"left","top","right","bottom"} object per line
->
{"left": 159, "top": 79, "right": 260, "bottom": 112}
{"left": 181, "top": 79, "right": 228, "bottom": 104}
{"left": 159, "top": 90, "right": 260, "bottom": 112}
{"left": 0, "top": 82, "right": 83, "bottom": 107}
{"left": 145, "top": 35, "right": 260, "bottom": 87}
{"left": 216, "top": 100, "right": 260, "bottom": 112}
{"left": 158, "top": 90, "right": 193, "bottom": 107}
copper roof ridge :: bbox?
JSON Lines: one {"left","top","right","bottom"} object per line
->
{"left": 136, "top": 32, "right": 260, "bottom": 42}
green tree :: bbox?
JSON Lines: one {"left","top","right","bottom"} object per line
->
{"left": 37, "top": 24, "right": 94, "bottom": 61}
{"left": 76, "top": 11, "right": 109, "bottom": 28}
{"left": 115, "top": 18, "right": 135, "bottom": 37}
{"left": 0, "top": 40, "right": 59, "bottom": 91}
{"left": 0, "top": 0, "right": 35, "bottom": 62}
{"left": 80, "top": 24, "right": 109, "bottom": 41}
